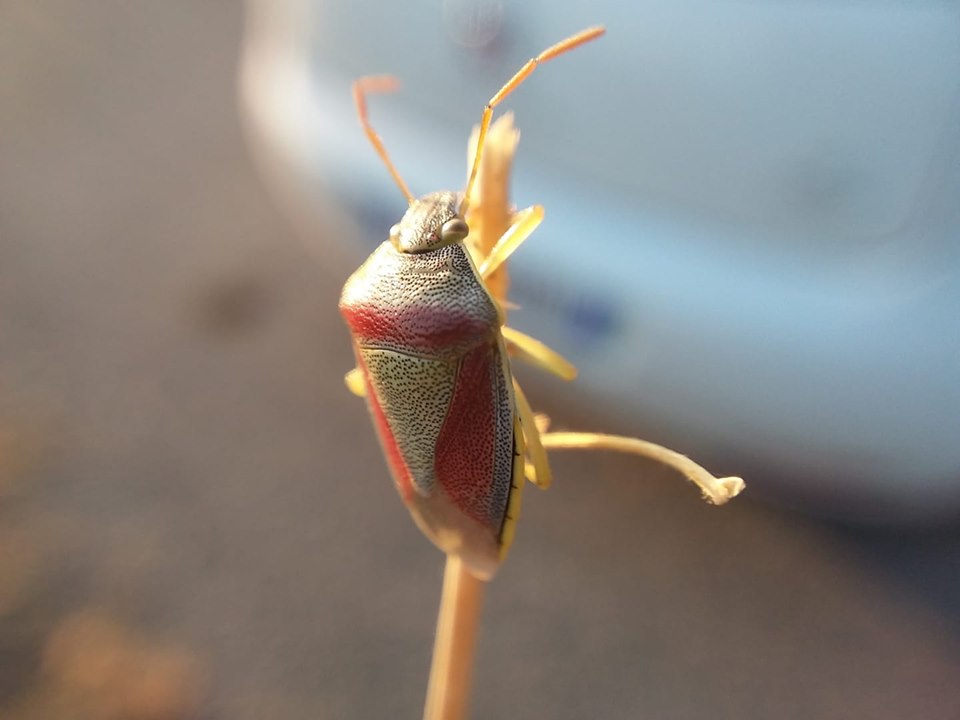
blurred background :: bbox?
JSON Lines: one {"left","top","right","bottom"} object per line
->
{"left": 2, "top": 1, "right": 959, "bottom": 719}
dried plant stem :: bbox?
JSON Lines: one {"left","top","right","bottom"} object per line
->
{"left": 422, "top": 114, "right": 518, "bottom": 720}
{"left": 423, "top": 556, "right": 485, "bottom": 720}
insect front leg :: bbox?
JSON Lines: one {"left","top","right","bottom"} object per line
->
{"left": 478, "top": 205, "right": 544, "bottom": 279}
{"left": 502, "top": 326, "right": 578, "bottom": 382}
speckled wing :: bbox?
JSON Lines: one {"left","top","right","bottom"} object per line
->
{"left": 355, "top": 347, "right": 456, "bottom": 500}
{"left": 355, "top": 338, "right": 519, "bottom": 579}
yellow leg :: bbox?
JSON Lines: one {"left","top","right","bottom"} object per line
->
{"left": 512, "top": 379, "right": 552, "bottom": 490}
{"left": 344, "top": 367, "right": 366, "bottom": 397}
{"left": 498, "top": 413, "right": 527, "bottom": 558}
{"left": 501, "top": 326, "right": 578, "bottom": 381}
{"left": 539, "top": 431, "right": 745, "bottom": 505}
{"left": 478, "top": 205, "right": 544, "bottom": 280}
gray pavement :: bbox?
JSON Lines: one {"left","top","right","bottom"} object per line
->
{"left": 2, "top": 3, "right": 959, "bottom": 719}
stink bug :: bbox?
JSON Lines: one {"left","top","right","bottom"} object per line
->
{"left": 339, "top": 27, "right": 604, "bottom": 580}
{"left": 340, "top": 27, "right": 743, "bottom": 581}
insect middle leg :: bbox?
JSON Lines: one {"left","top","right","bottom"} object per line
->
{"left": 512, "top": 378, "right": 553, "bottom": 489}
{"left": 480, "top": 206, "right": 579, "bottom": 382}
{"left": 502, "top": 326, "right": 578, "bottom": 382}
{"left": 344, "top": 367, "right": 366, "bottom": 397}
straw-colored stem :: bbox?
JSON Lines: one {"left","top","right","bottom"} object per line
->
{"left": 422, "top": 113, "right": 517, "bottom": 720}
{"left": 423, "top": 556, "right": 486, "bottom": 720}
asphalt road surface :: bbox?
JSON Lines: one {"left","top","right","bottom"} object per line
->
{"left": 2, "top": 3, "right": 959, "bottom": 719}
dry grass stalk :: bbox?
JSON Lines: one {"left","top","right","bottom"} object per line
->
{"left": 423, "top": 110, "right": 743, "bottom": 718}
{"left": 422, "top": 114, "right": 520, "bottom": 720}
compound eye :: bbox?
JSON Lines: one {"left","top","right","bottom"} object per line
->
{"left": 439, "top": 217, "right": 469, "bottom": 245}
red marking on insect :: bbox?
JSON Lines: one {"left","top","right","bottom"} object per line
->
{"left": 341, "top": 302, "right": 493, "bottom": 355}
{"left": 435, "top": 342, "right": 500, "bottom": 526}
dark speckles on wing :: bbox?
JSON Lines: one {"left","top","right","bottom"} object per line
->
{"left": 358, "top": 348, "right": 456, "bottom": 497}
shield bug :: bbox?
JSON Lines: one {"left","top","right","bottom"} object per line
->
{"left": 340, "top": 27, "right": 743, "bottom": 581}
{"left": 339, "top": 27, "right": 604, "bottom": 580}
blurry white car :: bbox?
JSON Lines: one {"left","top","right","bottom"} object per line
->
{"left": 241, "top": 0, "right": 960, "bottom": 523}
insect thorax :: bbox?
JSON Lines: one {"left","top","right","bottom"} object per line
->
{"left": 340, "top": 238, "right": 499, "bottom": 360}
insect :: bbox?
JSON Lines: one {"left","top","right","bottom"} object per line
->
{"left": 340, "top": 27, "right": 743, "bottom": 581}
{"left": 339, "top": 27, "right": 604, "bottom": 580}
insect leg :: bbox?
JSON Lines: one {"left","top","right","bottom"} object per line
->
{"left": 497, "top": 413, "right": 527, "bottom": 557}
{"left": 512, "top": 379, "right": 553, "bottom": 490}
{"left": 478, "top": 205, "right": 544, "bottom": 279}
{"left": 352, "top": 75, "right": 415, "bottom": 203}
{"left": 461, "top": 26, "right": 605, "bottom": 214}
{"left": 502, "top": 326, "right": 578, "bottom": 382}
{"left": 344, "top": 367, "right": 367, "bottom": 397}
{"left": 539, "top": 432, "right": 746, "bottom": 505}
